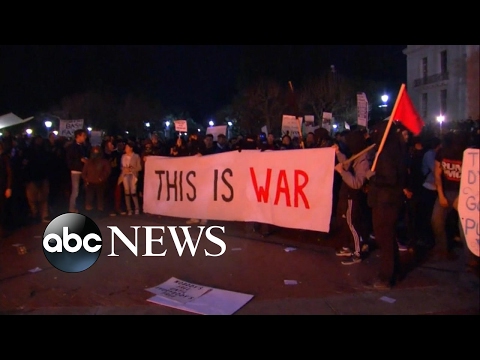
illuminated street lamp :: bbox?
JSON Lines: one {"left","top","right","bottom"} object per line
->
{"left": 145, "top": 122, "right": 150, "bottom": 128}
{"left": 165, "top": 121, "right": 170, "bottom": 127}
{"left": 45, "top": 120, "right": 52, "bottom": 129}
{"left": 26, "top": 128, "right": 33, "bottom": 135}
{"left": 53, "top": 130, "right": 58, "bottom": 136}
{"left": 436, "top": 115, "right": 445, "bottom": 135}
{"left": 87, "top": 127, "right": 92, "bottom": 132}
{"left": 209, "top": 120, "right": 214, "bottom": 126}
{"left": 228, "top": 121, "right": 233, "bottom": 126}
{"left": 381, "top": 94, "right": 389, "bottom": 104}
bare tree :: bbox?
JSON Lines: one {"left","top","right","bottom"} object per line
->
{"left": 297, "top": 70, "right": 356, "bottom": 125}
{"left": 233, "top": 78, "right": 285, "bottom": 135}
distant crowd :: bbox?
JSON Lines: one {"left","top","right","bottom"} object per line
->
{"left": 0, "top": 119, "right": 479, "bottom": 288}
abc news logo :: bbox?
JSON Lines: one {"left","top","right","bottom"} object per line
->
{"left": 42, "top": 213, "right": 227, "bottom": 273}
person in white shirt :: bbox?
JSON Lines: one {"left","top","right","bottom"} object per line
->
{"left": 119, "top": 141, "right": 142, "bottom": 215}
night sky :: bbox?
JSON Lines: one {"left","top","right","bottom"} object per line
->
{"left": 0, "top": 45, "right": 407, "bottom": 121}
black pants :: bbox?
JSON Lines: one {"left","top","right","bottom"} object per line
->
{"left": 372, "top": 204, "right": 402, "bottom": 284}
{"left": 335, "top": 192, "right": 367, "bottom": 256}
{"left": 418, "top": 187, "right": 437, "bottom": 246}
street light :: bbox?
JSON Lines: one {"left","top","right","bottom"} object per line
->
{"left": 209, "top": 120, "right": 214, "bottom": 126}
{"left": 87, "top": 127, "right": 92, "bottom": 132}
{"left": 145, "top": 122, "right": 150, "bottom": 128}
{"left": 228, "top": 121, "right": 233, "bottom": 126}
{"left": 436, "top": 115, "right": 445, "bottom": 135}
{"left": 53, "top": 130, "right": 58, "bottom": 136}
{"left": 165, "top": 121, "right": 170, "bottom": 127}
{"left": 45, "top": 121, "right": 52, "bottom": 129}
{"left": 26, "top": 129, "right": 33, "bottom": 135}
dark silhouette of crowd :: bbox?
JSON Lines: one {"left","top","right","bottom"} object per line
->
{"left": 1, "top": 119, "right": 479, "bottom": 287}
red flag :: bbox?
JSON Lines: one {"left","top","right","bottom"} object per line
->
{"left": 391, "top": 88, "right": 425, "bottom": 136}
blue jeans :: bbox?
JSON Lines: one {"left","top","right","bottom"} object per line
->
{"left": 69, "top": 172, "right": 82, "bottom": 212}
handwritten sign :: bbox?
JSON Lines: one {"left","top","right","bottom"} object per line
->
{"left": 174, "top": 120, "right": 187, "bottom": 132}
{"left": 458, "top": 149, "right": 480, "bottom": 257}
{"left": 281, "top": 115, "right": 301, "bottom": 138}
{"left": 206, "top": 125, "right": 227, "bottom": 141}
{"left": 59, "top": 119, "right": 84, "bottom": 138}
{"left": 357, "top": 92, "right": 368, "bottom": 128}
{"left": 146, "top": 277, "right": 212, "bottom": 304}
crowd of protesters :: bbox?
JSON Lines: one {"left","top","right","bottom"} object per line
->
{"left": 0, "top": 119, "right": 479, "bottom": 288}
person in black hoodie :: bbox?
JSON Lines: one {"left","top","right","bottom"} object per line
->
{"left": 22, "top": 135, "right": 51, "bottom": 223}
{"left": 364, "top": 120, "right": 409, "bottom": 290}
{"left": 332, "top": 130, "right": 371, "bottom": 265}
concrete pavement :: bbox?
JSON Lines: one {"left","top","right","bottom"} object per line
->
{"left": 0, "top": 213, "right": 478, "bottom": 315}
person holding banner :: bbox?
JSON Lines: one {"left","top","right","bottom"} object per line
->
{"left": 431, "top": 130, "right": 470, "bottom": 260}
{"left": 332, "top": 130, "right": 371, "bottom": 265}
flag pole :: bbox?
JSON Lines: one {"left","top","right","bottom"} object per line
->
{"left": 371, "top": 83, "right": 405, "bottom": 172}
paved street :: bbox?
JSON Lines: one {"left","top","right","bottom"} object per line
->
{"left": 0, "top": 212, "right": 478, "bottom": 315}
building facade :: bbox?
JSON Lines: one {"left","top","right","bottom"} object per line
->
{"left": 403, "top": 45, "right": 479, "bottom": 128}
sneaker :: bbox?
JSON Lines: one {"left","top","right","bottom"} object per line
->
{"left": 134, "top": 210, "right": 140, "bottom": 215}
{"left": 127, "top": 210, "right": 133, "bottom": 216}
{"left": 397, "top": 242, "right": 408, "bottom": 252}
{"left": 336, "top": 247, "right": 353, "bottom": 257}
{"left": 120, "top": 211, "right": 127, "bottom": 215}
{"left": 186, "top": 219, "right": 200, "bottom": 225}
{"left": 109, "top": 212, "right": 117, "bottom": 217}
{"left": 199, "top": 219, "right": 208, "bottom": 225}
{"left": 341, "top": 255, "right": 362, "bottom": 265}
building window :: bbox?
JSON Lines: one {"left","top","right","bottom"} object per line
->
{"left": 440, "top": 89, "right": 447, "bottom": 115}
{"left": 421, "top": 93, "right": 428, "bottom": 119}
{"left": 440, "top": 50, "right": 447, "bottom": 74}
{"left": 422, "top": 57, "right": 428, "bottom": 78}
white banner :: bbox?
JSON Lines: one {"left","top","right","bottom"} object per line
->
{"left": 458, "top": 149, "right": 480, "bottom": 257}
{"left": 174, "top": 120, "right": 187, "bottom": 132}
{"left": 357, "top": 92, "right": 368, "bottom": 128}
{"left": 59, "top": 119, "right": 84, "bottom": 138}
{"left": 281, "top": 115, "right": 301, "bottom": 138}
{"left": 206, "top": 125, "right": 227, "bottom": 141}
{"left": 143, "top": 148, "right": 335, "bottom": 233}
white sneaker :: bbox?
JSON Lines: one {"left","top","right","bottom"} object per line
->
{"left": 186, "top": 219, "right": 200, "bottom": 224}
{"left": 134, "top": 210, "right": 140, "bottom": 215}
{"left": 127, "top": 210, "right": 133, "bottom": 216}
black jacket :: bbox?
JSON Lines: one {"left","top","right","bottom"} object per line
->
{"left": 66, "top": 142, "right": 88, "bottom": 172}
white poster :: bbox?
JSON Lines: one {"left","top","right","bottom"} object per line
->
{"left": 281, "top": 115, "right": 301, "bottom": 138}
{"left": 304, "top": 115, "right": 314, "bottom": 125}
{"left": 143, "top": 147, "right": 335, "bottom": 233}
{"left": 59, "top": 119, "right": 84, "bottom": 138}
{"left": 146, "top": 277, "right": 254, "bottom": 315}
{"left": 458, "top": 149, "right": 480, "bottom": 257}
{"left": 174, "top": 120, "right": 187, "bottom": 132}
{"left": 322, "top": 112, "right": 332, "bottom": 133}
{"left": 357, "top": 92, "right": 368, "bottom": 128}
{"left": 90, "top": 130, "right": 103, "bottom": 146}
{"left": 146, "top": 277, "right": 212, "bottom": 304}
{"left": 206, "top": 125, "right": 227, "bottom": 141}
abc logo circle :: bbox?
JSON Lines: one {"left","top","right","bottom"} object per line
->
{"left": 42, "top": 213, "right": 102, "bottom": 273}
